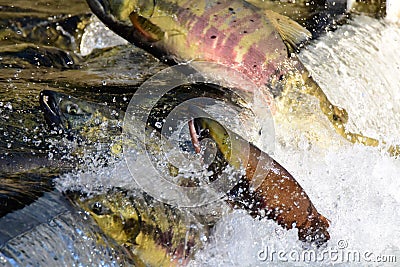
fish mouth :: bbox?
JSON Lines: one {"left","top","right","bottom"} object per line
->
{"left": 85, "top": 0, "right": 167, "bottom": 61}
{"left": 39, "top": 90, "right": 63, "bottom": 129}
{"left": 86, "top": 0, "right": 110, "bottom": 19}
{"left": 86, "top": 0, "right": 137, "bottom": 44}
{"left": 189, "top": 118, "right": 211, "bottom": 153}
{"left": 189, "top": 119, "right": 201, "bottom": 154}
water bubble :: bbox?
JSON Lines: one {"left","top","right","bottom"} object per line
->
{"left": 33, "top": 140, "right": 42, "bottom": 147}
{"left": 155, "top": 121, "right": 163, "bottom": 128}
{"left": 4, "top": 102, "right": 13, "bottom": 111}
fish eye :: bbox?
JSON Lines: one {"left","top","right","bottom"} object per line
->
{"left": 137, "top": 0, "right": 156, "bottom": 17}
{"left": 91, "top": 202, "right": 111, "bottom": 216}
{"left": 65, "top": 103, "right": 84, "bottom": 115}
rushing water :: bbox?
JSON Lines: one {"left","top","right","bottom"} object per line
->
{"left": 0, "top": 0, "right": 399, "bottom": 266}
{"left": 192, "top": 15, "right": 400, "bottom": 266}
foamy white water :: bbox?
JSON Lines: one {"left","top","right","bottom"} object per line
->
{"left": 58, "top": 15, "right": 400, "bottom": 266}
{"left": 191, "top": 15, "right": 400, "bottom": 266}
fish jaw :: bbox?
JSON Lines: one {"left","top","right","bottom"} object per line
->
{"left": 190, "top": 117, "right": 330, "bottom": 246}
{"left": 39, "top": 90, "right": 67, "bottom": 130}
{"left": 39, "top": 89, "right": 124, "bottom": 156}
{"left": 86, "top": 0, "right": 174, "bottom": 63}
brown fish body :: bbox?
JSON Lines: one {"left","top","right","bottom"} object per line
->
{"left": 241, "top": 143, "right": 330, "bottom": 244}
{"left": 191, "top": 118, "right": 330, "bottom": 245}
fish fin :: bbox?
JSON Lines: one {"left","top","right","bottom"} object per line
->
{"left": 129, "top": 12, "right": 165, "bottom": 42}
{"left": 264, "top": 10, "right": 312, "bottom": 54}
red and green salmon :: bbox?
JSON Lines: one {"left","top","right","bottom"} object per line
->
{"left": 84, "top": 0, "right": 396, "bottom": 247}
{"left": 85, "top": 0, "right": 386, "bottom": 148}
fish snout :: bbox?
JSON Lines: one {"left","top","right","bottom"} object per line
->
{"left": 86, "top": 0, "right": 110, "bottom": 17}
{"left": 191, "top": 118, "right": 210, "bottom": 140}
{"left": 40, "top": 90, "right": 63, "bottom": 129}
{"left": 298, "top": 214, "right": 330, "bottom": 248}
{"left": 189, "top": 118, "right": 209, "bottom": 154}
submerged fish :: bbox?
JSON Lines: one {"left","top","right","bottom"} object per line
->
{"left": 0, "top": 190, "right": 133, "bottom": 266}
{"left": 85, "top": 0, "right": 387, "bottom": 149}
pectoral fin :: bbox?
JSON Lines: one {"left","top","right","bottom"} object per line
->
{"left": 264, "top": 10, "right": 312, "bottom": 53}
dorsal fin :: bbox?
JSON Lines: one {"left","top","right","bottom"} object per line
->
{"left": 264, "top": 10, "right": 312, "bottom": 54}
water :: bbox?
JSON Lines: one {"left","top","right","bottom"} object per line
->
{"left": 0, "top": 191, "right": 131, "bottom": 266}
{"left": 191, "top": 15, "right": 400, "bottom": 266}
{"left": 1, "top": 1, "right": 399, "bottom": 266}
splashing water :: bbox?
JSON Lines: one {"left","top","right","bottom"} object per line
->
{"left": 54, "top": 15, "right": 400, "bottom": 266}
{"left": 190, "top": 15, "right": 400, "bottom": 266}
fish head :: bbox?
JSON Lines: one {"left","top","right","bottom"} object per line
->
{"left": 75, "top": 191, "right": 142, "bottom": 246}
{"left": 39, "top": 90, "right": 122, "bottom": 143}
{"left": 86, "top": 0, "right": 176, "bottom": 61}
{"left": 40, "top": 90, "right": 92, "bottom": 131}
{"left": 191, "top": 117, "right": 251, "bottom": 172}
{"left": 191, "top": 117, "right": 231, "bottom": 160}
{"left": 74, "top": 189, "right": 207, "bottom": 266}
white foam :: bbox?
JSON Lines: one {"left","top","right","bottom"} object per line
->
{"left": 58, "top": 15, "right": 400, "bottom": 266}
{"left": 192, "top": 15, "right": 400, "bottom": 266}
{"left": 79, "top": 15, "right": 128, "bottom": 56}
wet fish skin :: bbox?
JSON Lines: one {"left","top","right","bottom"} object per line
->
{"left": 41, "top": 89, "right": 329, "bottom": 246}
{"left": 0, "top": 190, "right": 134, "bottom": 266}
{"left": 191, "top": 117, "right": 330, "bottom": 246}
{"left": 86, "top": 0, "right": 367, "bottom": 148}
{"left": 40, "top": 91, "right": 208, "bottom": 266}
{"left": 71, "top": 189, "right": 207, "bottom": 267}
{"left": 39, "top": 89, "right": 124, "bottom": 154}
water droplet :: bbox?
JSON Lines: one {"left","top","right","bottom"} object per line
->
{"left": 4, "top": 102, "right": 12, "bottom": 111}
{"left": 155, "top": 121, "right": 163, "bottom": 128}
{"left": 102, "top": 80, "right": 107, "bottom": 86}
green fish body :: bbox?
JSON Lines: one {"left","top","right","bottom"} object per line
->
{"left": 39, "top": 90, "right": 209, "bottom": 266}
{"left": 72, "top": 189, "right": 208, "bottom": 267}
